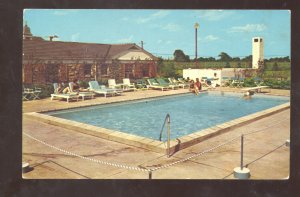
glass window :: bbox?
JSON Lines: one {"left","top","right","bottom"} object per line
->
{"left": 84, "top": 64, "right": 92, "bottom": 75}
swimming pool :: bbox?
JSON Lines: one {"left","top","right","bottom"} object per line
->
{"left": 46, "top": 92, "right": 289, "bottom": 141}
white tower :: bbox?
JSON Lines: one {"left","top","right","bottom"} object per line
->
{"left": 252, "top": 37, "right": 264, "bottom": 69}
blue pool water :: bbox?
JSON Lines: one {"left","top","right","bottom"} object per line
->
{"left": 47, "top": 92, "right": 289, "bottom": 141}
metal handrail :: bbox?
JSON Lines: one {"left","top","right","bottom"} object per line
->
{"left": 159, "top": 113, "right": 171, "bottom": 157}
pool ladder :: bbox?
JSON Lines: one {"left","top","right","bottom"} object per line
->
{"left": 159, "top": 113, "right": 171, "bottom": 157}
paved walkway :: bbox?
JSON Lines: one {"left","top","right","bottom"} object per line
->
{"left": 22, "top": 88, "right": 290, "bottom": 179}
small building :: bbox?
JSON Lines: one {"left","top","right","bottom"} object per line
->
{"left": 22, "top": 24, "right": 158, "bottom": 84}
{"left": 183, "top": 68, "right": 246, "bottom": 84}
{"left": 252, "top": 37, "right": 264, "bottom": 69}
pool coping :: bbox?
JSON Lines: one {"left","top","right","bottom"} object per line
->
{"left": 24, "top": 95, "right": 290, "bottom": 155}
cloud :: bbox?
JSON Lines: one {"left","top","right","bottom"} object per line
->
{"left": 162, "top": 23, "right": 181, "bottom": 32}
{"left": 202, "top": 35, "right": 219, "bottom": 42}
{"left": 152, "top": 10, "right": 170, "bottom": 18}
{"left": 136, "top": 10, "right": 170, "bottom": 24}
{"left": 117, "top": 35, "right": 133, "bottom": 43}
{"left": 195, "top": 10, "right": 235, "bottom": 21}
{"left": 228, "top": 24, "right": 267, "bottom": 33}
{"left": 166, "top": 40, "right": 172, "bottom": 44}
{"left": 71, "top": 33, "right": 80, "bottom": 42}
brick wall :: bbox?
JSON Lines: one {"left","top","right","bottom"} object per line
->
{"left": 23, "top": 61, "right": 157, "bottom": 84}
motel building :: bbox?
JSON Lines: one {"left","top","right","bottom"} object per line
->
{"left": 22, "top": 24, "right": 158, "bottom": 84}
{"left": 183, "top": 37, "right": 264, "bottom": 84}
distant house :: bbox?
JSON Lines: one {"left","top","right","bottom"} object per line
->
{"left": 22, "top": 24, "right": 158, "bottom": 84}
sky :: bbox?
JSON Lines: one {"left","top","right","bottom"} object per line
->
{"left": 23, "top": 9, "right": 290, "bottom": 59}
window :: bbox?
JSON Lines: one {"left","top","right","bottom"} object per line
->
{"left": 84, "top": 64, "right": 92, "bottom": 76}
{"left": 125, "top": 64, "right": 134, "bottom": 78}
{"left": 260, "top": 38, "right": 263, "bottom": 42}
{"left": 101, "top": 64, "right": 108, "bottom": 76}
{"left": 254, "top": 39, "right": 258, "bottom": 42}
{"left": 45, "top": 64, "right": 59, "bottom": 83}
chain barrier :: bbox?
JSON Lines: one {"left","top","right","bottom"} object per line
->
{"left": 150, "top": 135, "right": 241, "bottom": 171}
{"left": 24, "top": 132, "right": 150, "bottom": 173}
{"left": 24, "top": 116, "right": 289, "bottom": 176}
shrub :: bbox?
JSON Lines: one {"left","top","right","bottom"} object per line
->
{"left": 263, "top": 79, "right": 290, "bottom": 90}
{"left": 34, "top": 84, "right": 54, "bottom": 98}
{"left": 242, "top": 78, "right": 256, "bottom": 87}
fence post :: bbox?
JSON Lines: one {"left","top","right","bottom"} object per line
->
{"left": 233, "top": 134, "right": 250, "bottom": 179}
{"left": 240, "top": 134, "right": 244, "bottom": 170}
{"left": 148, "top": 170, "right": 152, "bottom": 179}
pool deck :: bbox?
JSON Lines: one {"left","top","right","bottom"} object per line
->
{"left": 22, "top": 87, "right": 290, "bottom": 179}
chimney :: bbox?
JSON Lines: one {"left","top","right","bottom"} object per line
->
{"left": 49, "top": 35, "right": 58, "bottom": 41}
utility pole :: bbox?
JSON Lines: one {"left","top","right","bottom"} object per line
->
{"left": 194, "top": 23, "right": 199, "bottom": 68}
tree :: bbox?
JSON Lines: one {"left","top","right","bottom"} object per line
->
{"left": 241, "top": 55, "right": 252, "bottom": 61}
{"left": 232, "top": 57, "right": 241, "bottom": 61}
{"left": 173, "top": 49, "right": 190, "bottom": 62}
{"left": 256, "top": 60, "right": 265, "bottom": 78}
{"left": 218, "top": 52, "right": 232, "bottom": 61}
{"left": 272, "top": 62, "right": 279, "bottom": 71}
{"left": 225, "top": 62, "right": 231, "bottom": 68}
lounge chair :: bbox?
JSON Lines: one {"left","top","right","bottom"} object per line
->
{"left": 168, "top": 78, "right": 188, "bottom": 89}
{"left": 253, "top": 77, "right": 264, "bottom": 86}
{"left": 108, "top": 79, "right": 123, "bottom": 89}
{"left": 221, "top": 77, "right": 230, "bottom": 87}
{"left": 178, "top": 78, "right": 186, "bottom": 83}
{"left": 201, "top": 77, "right": 208, "bottom": 83}
{"left": 23, "top": 87, "right": 34, "bottom": 101}
{"left": 88, "top": 81, "right": 120, "bottom": 97}
{"left": 22, "top": 85, "right": 42, "bottom": 100}
{"left": 51, "top": 83, "right": 78, "bottom": 103}
{"left": 229, "top": 77, "right": 244, "bottom": 88}
{"left": 68, "top": 82, "right": 95, "bottom": 100}
{"left": 135, "top": 79, "right": 149, "bottom": 90}
{"left": 156, "top": 78, "right": 179, "bottom": 90}
{"left": 147, "top": 78, "right": 171, "bottom": 91}
{"left": 122, "top": 78, "right": 137, "bottom": 91}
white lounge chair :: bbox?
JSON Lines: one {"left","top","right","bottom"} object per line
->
{"left": 122, "top": 78, "right": 137, "bottom": 91}
{"left": 88, "top": 81, "right": 120, "bottom": 97}
{"left": 108, "top": 79, "right": 123, "bottom": 89}
{"left": 51, "top": 83, "right": 78, "bottom": 103}
{"left": 68, "top": 82, "right": 95, "bottom": 100}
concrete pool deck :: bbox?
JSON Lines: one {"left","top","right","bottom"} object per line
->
{"left": 22, "top": 87, "right": 290, "bottom": 179}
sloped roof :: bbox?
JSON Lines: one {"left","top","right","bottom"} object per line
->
{"left": 23, "top": 39, "right": 156, "bottom": 61}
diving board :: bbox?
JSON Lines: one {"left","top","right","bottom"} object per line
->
{"left": 242, "top": 86, "right": 269, "bottom": 94}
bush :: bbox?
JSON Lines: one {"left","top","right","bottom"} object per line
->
{"left": 34, "top": 84, "right": 54, "bottom": 98}
{"left": 242, "top": 78, "right": 256, "bottom": 87}
{"left": 263, "top": 79, "right": 290, "bottom": 90}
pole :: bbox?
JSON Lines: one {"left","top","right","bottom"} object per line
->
{"left": 148, "top": 171, "right": 152, "bottom": 179}
{"left": 194, "top": 23, "right": 199, "bottom": 68}
{"left": 195, "top": 27, "right": 198, "bottom": 61}
{"left": 167, "top": 115, "right": 170, "bottom": 157}
{"left": 240, "top": 134, "right": 244, "bottom": 170}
